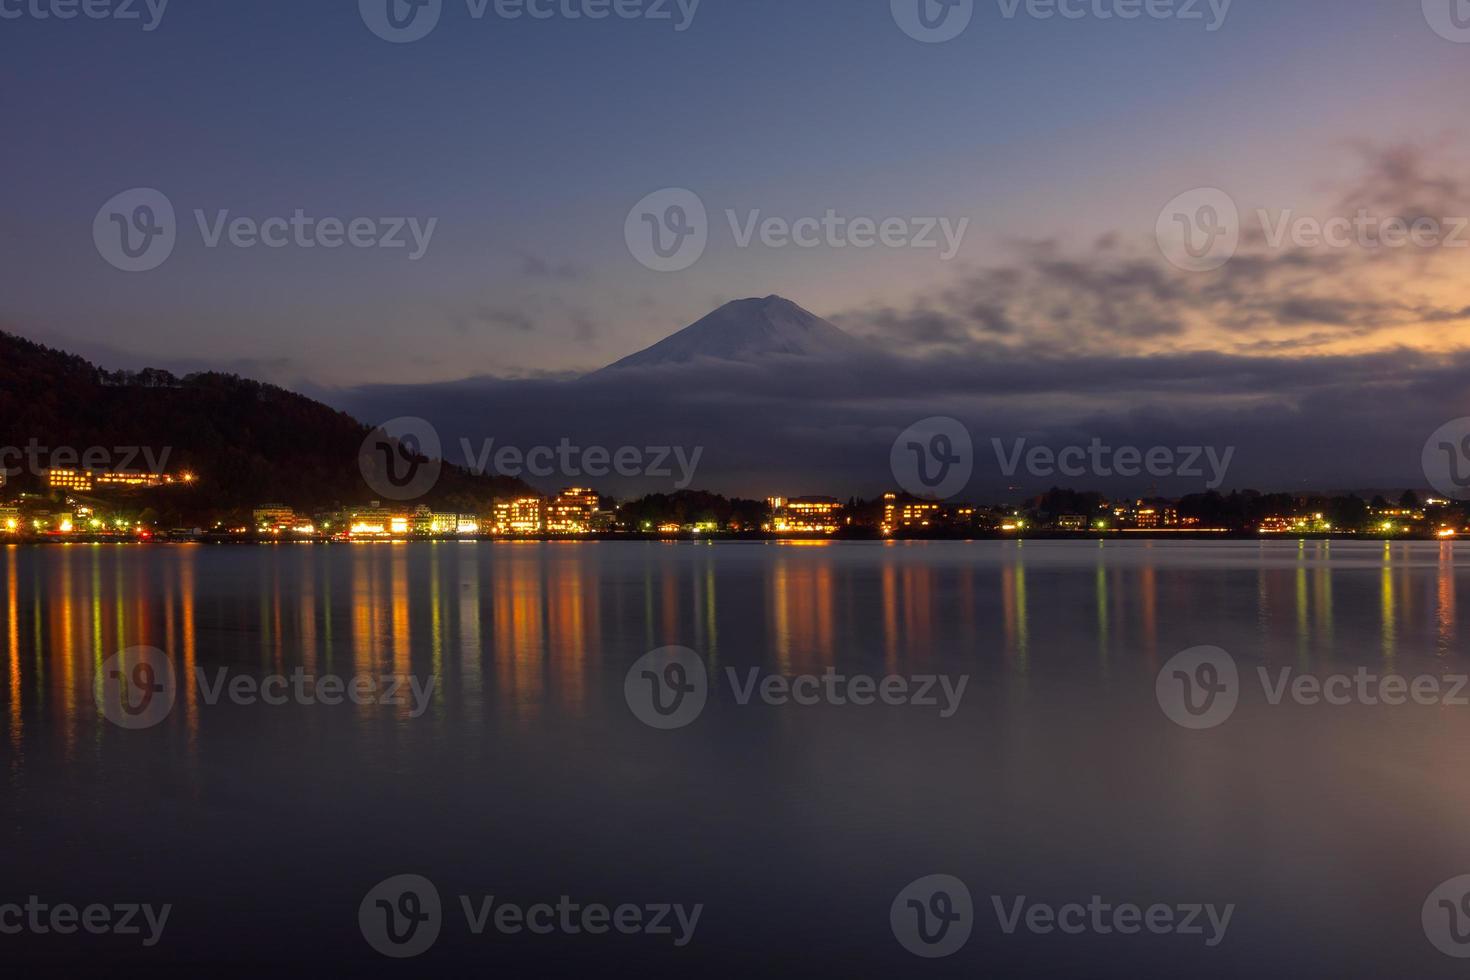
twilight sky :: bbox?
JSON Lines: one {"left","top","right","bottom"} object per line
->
{"left": 2, "top": 0, "right": 1465, "bottom": 380}
{"left": 3, "top": 0, "right": 1470, "bottom": 495}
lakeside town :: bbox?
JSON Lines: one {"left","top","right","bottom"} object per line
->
{"left": 0, "top": 464, "right": 1466, "bottom": 543}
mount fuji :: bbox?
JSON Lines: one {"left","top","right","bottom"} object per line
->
{"left": 594, "top": 295, "right": 867, "bottom": 373}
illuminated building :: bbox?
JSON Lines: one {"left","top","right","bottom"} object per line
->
{"left": 348, "top": 503, "right": 398, "bottom": 538}
{"left": 97, "top": 472, "right": 165, "bottom": 488}
{"left": 1057, "top": 514, "right": 1087, "bottom": 531}
{"left": 770, "top": 496, "right": 842, "bottom": 533}
{"left": 44, "top": 469, "right": 95, "bottom": 492}
{"left": 881, "top": 493, "right": 941, "bottom": 534}
{"left": 547, "top": 487, "right": 599, "bottom": 534}
{"left": 409, "top": 506, "right": 480, "bottom": 537}
{"left": 1258, "top": 513, "right": 1332, "bottom": 535}
{"left": 1373, "top": 507, "right": 1424, "bottom": 525}
{"left": 1133, "top": 505, "right": 1178, "bottom": 529}
{"left": 493, "top": 496, "right": 544, "bottom": 536}
{"left": 43, "top": 468, "right": 193, "bottom": 492}
{"left": 254, "top": 505, "right": 296, "bottom": 533}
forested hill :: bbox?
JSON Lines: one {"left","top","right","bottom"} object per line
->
{"left": 0, "top": 331, "right": 526, "bottom": 515}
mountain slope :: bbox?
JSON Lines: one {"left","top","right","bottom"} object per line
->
{"left": 596, "top": 296, "right": 866, "bottom": 372}
{"left": 0, "top": 331, "right": 527, "bottom": 517}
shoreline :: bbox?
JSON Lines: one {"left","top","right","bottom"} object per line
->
{"left": 0, "top": 531, "right": 1457, "bottom": 546}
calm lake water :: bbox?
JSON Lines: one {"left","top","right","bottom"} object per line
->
{"left": 4, "top": 539, "right": 1470, "bottom": 976}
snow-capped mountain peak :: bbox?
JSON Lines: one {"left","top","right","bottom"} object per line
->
{"left": 597, "top": 296, "right": 864, "bottom": 372}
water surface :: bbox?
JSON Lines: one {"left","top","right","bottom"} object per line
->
{"left": 2, "top": 539, "right": 1468, "bottom": 976}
